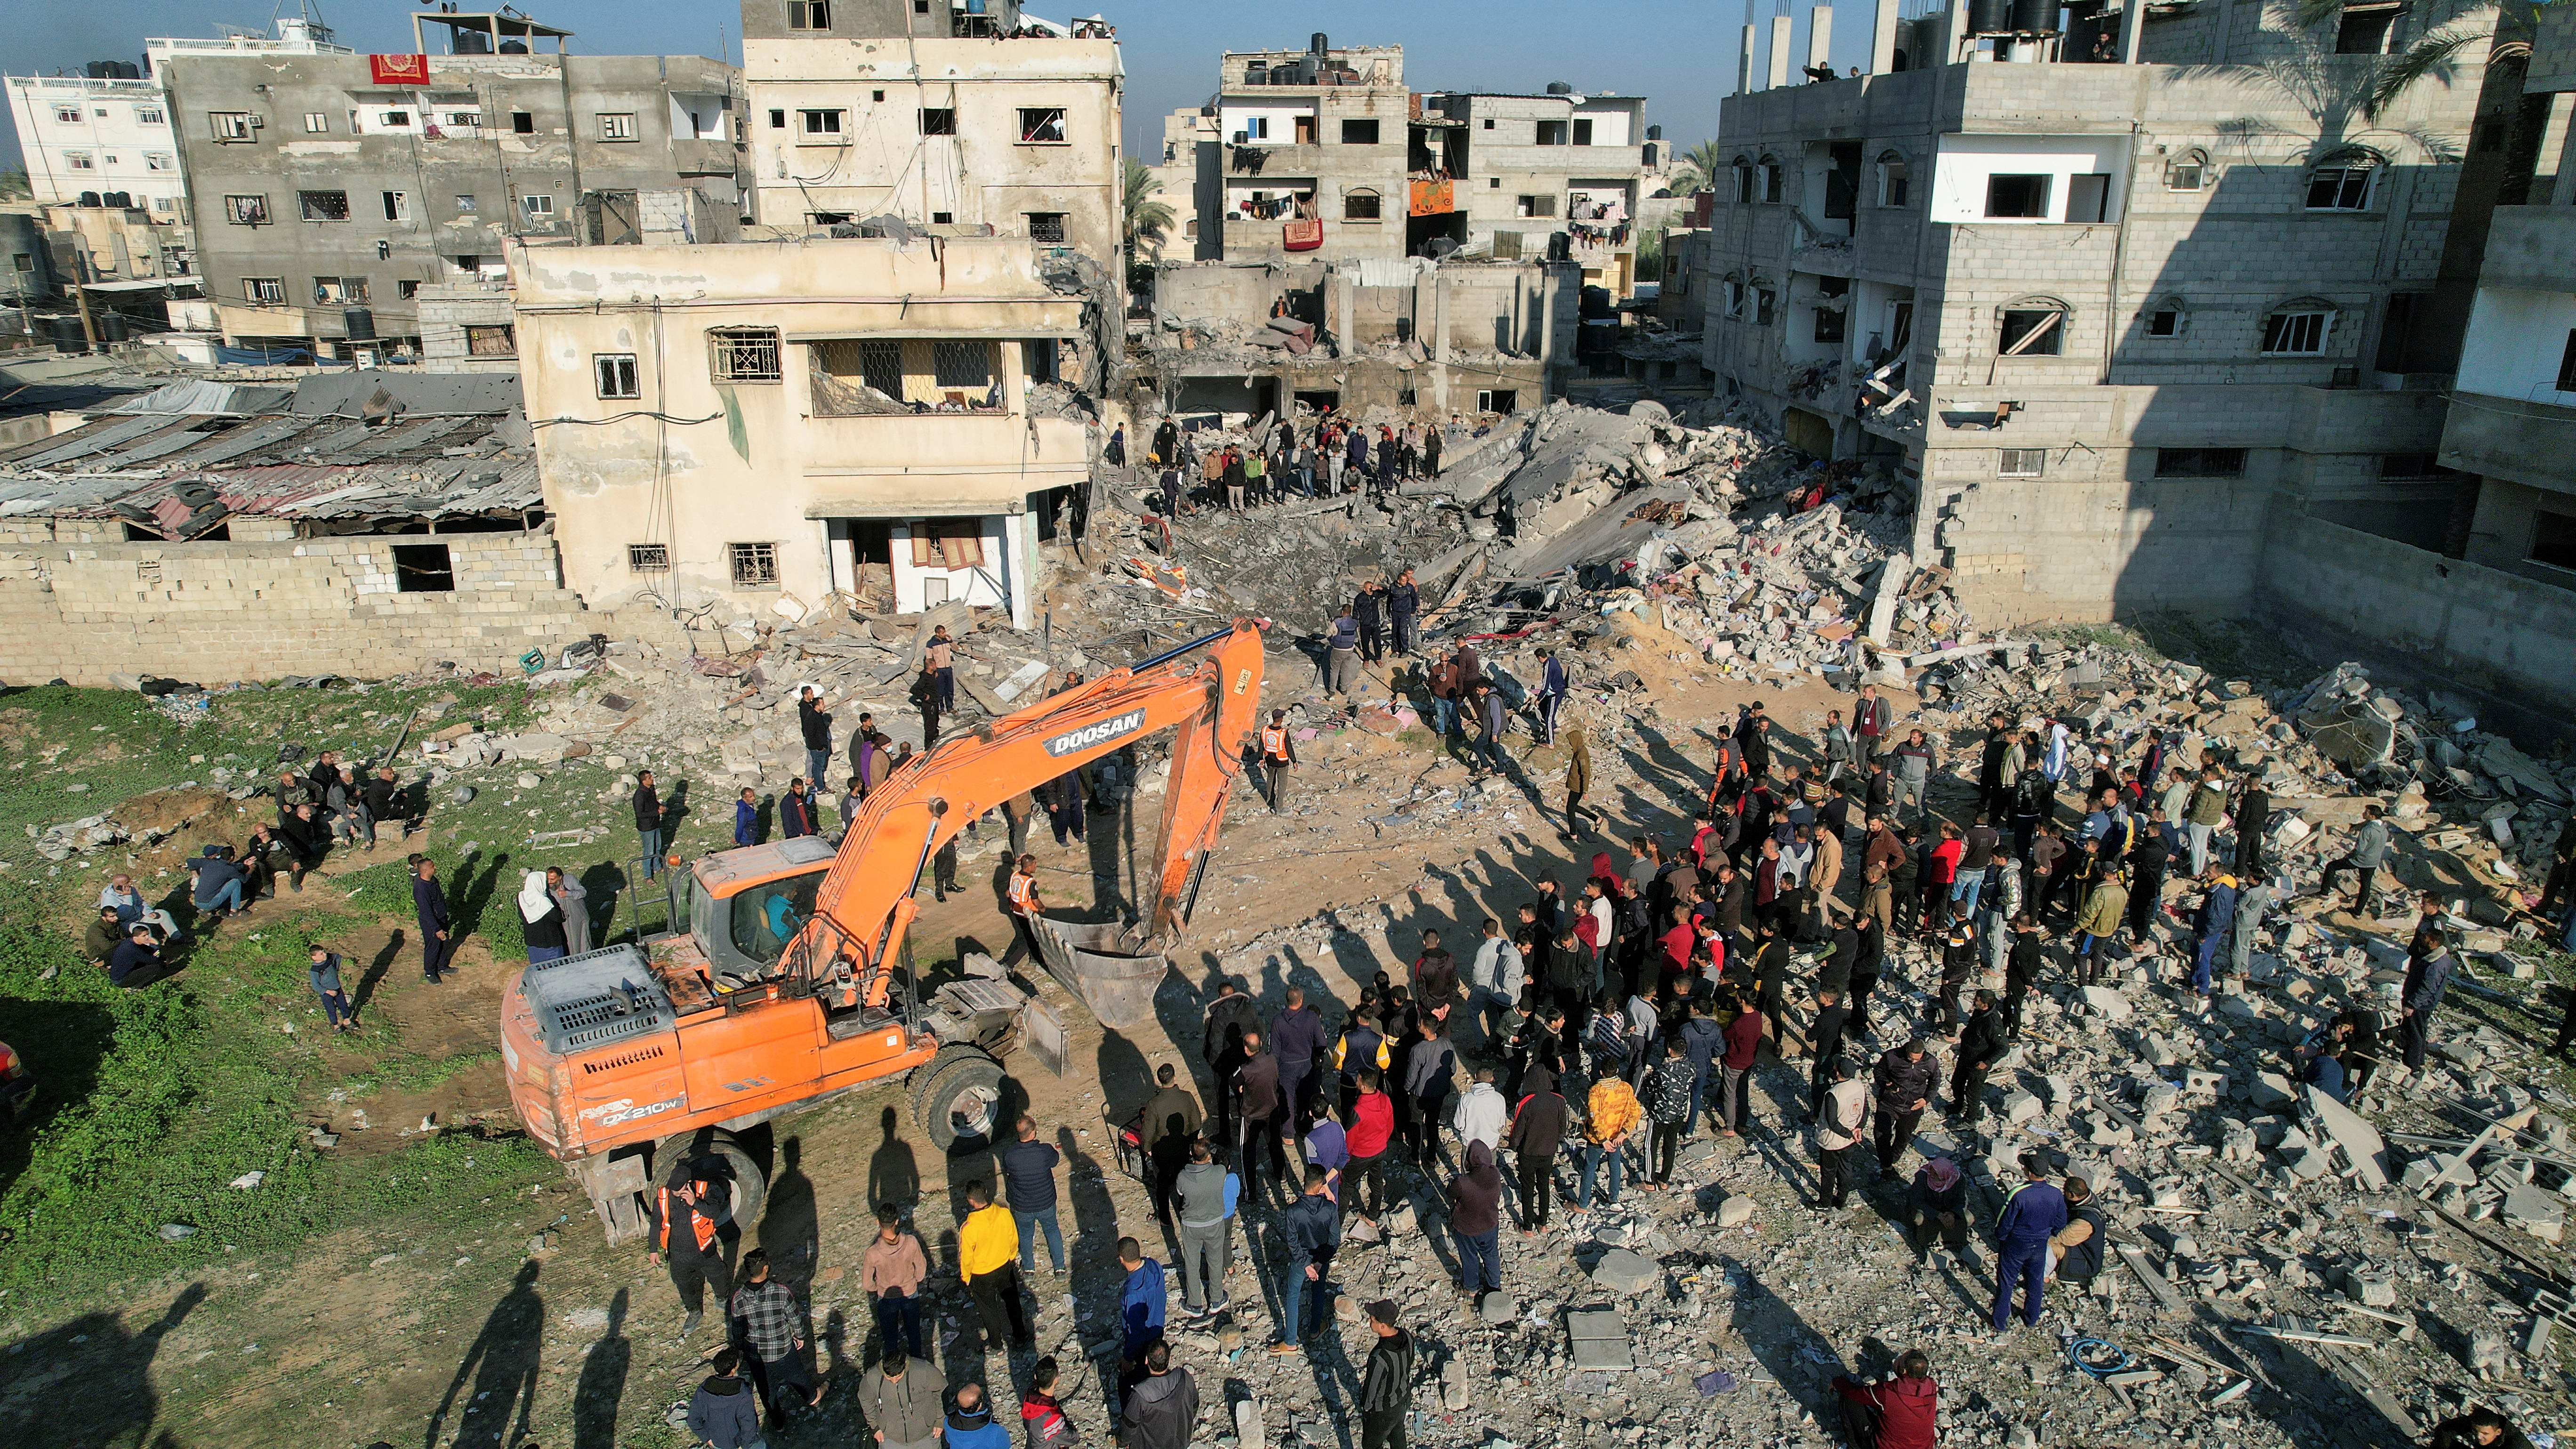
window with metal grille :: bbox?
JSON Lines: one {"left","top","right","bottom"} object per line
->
{"left": 1344, "top": 190, "right": 1382, "bottom": 220}
{"left": 1026, "top": 212, "right": 1067, "bottom": 242}
{"left": 210, "top": 111, "right": 254, "bottom": 142}
{"left": 809, "top": 339, "right": 907, "bottom": 412}
{"left": 2261, "top": 308, "right": 2331, "bottom": 355}
{"left": 598, "top": 112, "right": 636, "bottom": 141}
{"left": 910, "top": 519, "right": 986, "bottom": 569}
{"left": 244, "top": 277, "right": 285, "bottom": 304}
{"left": 1017, "top": 107, "right": 1067, "bottom": 144}
{"left": 466, "top": 324, "right": 515, "bottom": 357}
{"left": 787, "top": 0, "right": 830, "bottom": 28}
{"left": 1998, "top": 449, "right": 2046, "bottom": 478}
{"left": 2153, "top": 448, "right": 2246, "bottom": 478}
{"left": 2306, "top": 167, "right": 2373, "bottom": 210}
{"left": 920, "top": 107, "right": 956, "bottom": 136}
{"left": 628, "top": 542, "right": 668, "bottom": 572}
{"left": 312, "top": 275, "right": 368, "bottom": 304}
{"left": 729, "top": 542, "right": 779, "bottom": 588}
{"left": 224, "top": 194, "right": 269, "bottom": 225}
{"left": 710, "top": 327, "right": 782, "bottom": 382}
{"left": 932, "top": 340, "right": 994, "bottom": 390}
{"left": 298, "top": 190, "right": 350, "bottom": 222}
{"left": 596, "top": 354, "right": 639, "bottom": 398}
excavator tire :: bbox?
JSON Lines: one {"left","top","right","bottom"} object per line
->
{"left": 910, "top": 1046, "right": 1007, "bottom": 1155}
{"left": 657, "top": 1127, "right": 767, "bottom": 1232}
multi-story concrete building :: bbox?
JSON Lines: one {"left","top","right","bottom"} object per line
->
{"left": 1696, "top": 0, "right": 2499, "bottom": 630}
{"left": 1190, "top": 39, "right": 1439, "bottom": 266}
{"left": 735, "top": 0, "right": 1121, "bottom": 275}
{"left": 1425, "top": 87, "right": 1659, "bottom": 298}
{"left": 514, "top": 233, "right": 1088, "bottom": 626}
{"left": 5, "top": 68, "right": 189, "bottom": 225}
{"left": 1145, "top": 105, "right": 1218, "bottom": 262}
{"left": 160, "top": 10, "right": 741, "bottom": 360}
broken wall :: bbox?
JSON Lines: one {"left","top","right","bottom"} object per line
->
{"left": 0, "top": 532, "right": 596, "bottom": 687}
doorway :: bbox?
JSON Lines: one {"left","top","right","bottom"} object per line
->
{"left": 834, "top": 519, "right": 894, "bottom": 612}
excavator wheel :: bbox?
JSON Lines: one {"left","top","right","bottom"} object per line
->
{"left": 909, "top": 1046, "right": 1007, "bottom": 1155}
{"left": 658, "top": 1127, "right": 767, "bottom": 1232}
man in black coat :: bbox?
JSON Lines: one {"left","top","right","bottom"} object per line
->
{"left": 1358, "top": 1301, "right": 1416, "bottom": 1449}
{"left": 1949, "top": 991, "right": 2010, "bottom": 1127}
{"left": 1872, "top": 1038, "right": 1939, "bottom": 1180}
{"left": 634, "top": 771, "right": 666, "bottom": 882}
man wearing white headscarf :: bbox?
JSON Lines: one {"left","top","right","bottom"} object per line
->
{"left": 520, "top": 869, "right": 569, "bottom": 964}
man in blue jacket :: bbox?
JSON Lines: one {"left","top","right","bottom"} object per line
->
{"left": 1991, "top": 1153, "right": 2069, "bottom": 1332}
{"left": 2190, "top": 874, "right": 2239, "bottom": 998}
{"left": 1117, "top": 1236, "right": 1167, "bottom": 1365}
{"left": 1270, "top": 989, "right": 1328, "bottom": 1132}
{"left": 1269, "top": 1166, "right": 1341, "bottom": 1354}
{"left": 412, "top": 853, "right": 456, "bottom": 983}
{"left": 2400, "top": 933, "right": 2455, "bottom": 1071}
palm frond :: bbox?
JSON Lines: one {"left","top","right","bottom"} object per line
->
{"left": 2364, "top": 25, "right": 2482, "bottom": 120}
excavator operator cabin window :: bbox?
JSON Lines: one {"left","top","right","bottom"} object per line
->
{"left": 731, "top": 870, "right": 824, "bottom": 971}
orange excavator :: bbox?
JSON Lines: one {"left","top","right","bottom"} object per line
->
{"left": 501, "top": 621, "right": 1267, "bottom": 1240}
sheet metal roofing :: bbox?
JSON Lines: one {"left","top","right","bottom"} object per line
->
{"left": 0, "top": 371, "right": 540, "bottom": 524}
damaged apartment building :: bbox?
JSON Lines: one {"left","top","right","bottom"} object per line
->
{"left": 159, "top": 9, "right": 744, "bottom": 363}
{"left": 1682, "top": 0, "right": 2576, "bottom": 715}
{"left": 0, "top": 372, "right": 593, "bottom": 687}
{"left": 510, "top": 232, "right": 1090, "bottom": 629}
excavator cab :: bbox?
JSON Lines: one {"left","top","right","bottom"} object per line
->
{"left": 680, "top": 838, "right": 836, "bottom": 993}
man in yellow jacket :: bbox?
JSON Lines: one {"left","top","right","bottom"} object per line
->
{"left": 958, "top": 1180, "right": 1031, "bottom": 1351}
{"left": 1576, "top": 1076, "right": 1641, "bottom": 1212}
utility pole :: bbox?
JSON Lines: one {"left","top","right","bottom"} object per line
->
{"left": 71, "top": 247, "right": 99, "bottom": 353}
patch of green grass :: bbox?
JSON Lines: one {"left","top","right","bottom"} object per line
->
{"left": 0, "top": 896, "right": 547, "bottom": 1303}
{"left": 339, "top": 848, "right": 530, "bottom": 961}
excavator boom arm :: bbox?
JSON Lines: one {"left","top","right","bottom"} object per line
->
{"left": 786, "top": 621, "right": 1266, "bottom": 994}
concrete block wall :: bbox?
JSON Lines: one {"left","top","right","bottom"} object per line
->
{"left": 0, "top": 531, "right": 596, "bottom": 686}
{"left": 1939, "top": 471, "right": 2273, "bottom": 621}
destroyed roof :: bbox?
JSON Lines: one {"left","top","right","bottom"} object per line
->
{"left": 0, "top": 369, "right": 541, "bottom": 524}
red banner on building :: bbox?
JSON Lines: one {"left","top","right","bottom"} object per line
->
{"left": 369, "top": 54, "right": 430, "bottom": 85}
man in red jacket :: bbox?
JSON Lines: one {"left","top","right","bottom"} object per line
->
{"left": 1833, "top": 1349, "right": 1937, "bottom": 1449}
{"left": 1343, "top": 1069, "right": 1398, "bottom": 1230}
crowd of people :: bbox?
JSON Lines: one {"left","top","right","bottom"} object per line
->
{"left": 1131, "top": 412, "right": 1447, "bottom": 519}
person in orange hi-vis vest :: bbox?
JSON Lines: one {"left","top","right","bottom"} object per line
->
{"left": 1260, "top": 709, "right": 1298, "bottom": 815}
{"left": 647, "top": 1165, "right": 740, "bottom": 1337}
{"left": 1007, "top": 854, "right": 1047, "bottom": 968}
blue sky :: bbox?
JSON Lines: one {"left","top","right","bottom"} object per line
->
{"left": 3, "top": 0, "right": 1891, "bottom": 170}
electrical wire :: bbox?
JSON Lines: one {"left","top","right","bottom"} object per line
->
{"left": 2067, "top": 1337, "right": 2135, "bottom": 1378}
{"left": 530, "top": 409, "right": 724, "bottom": 427}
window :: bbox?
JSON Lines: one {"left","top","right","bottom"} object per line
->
{"left": 920, "top": 107, "right": 956, "bottom": 136}
{"left": 787, "top": 0, "right": 830, "bottom": 27}
{"left": 1998, "top": 303, "right": 2067, "bottom": 356}
{"left": 1724, "top": 276, "right": 1746, "bottom": 319}
{"left": 1340, "top": 119, "right": 1379, "bottom": 145}
{"left": 211, "top": 111, "right": 255, "bottom": 142}
{"left": 596, "top": 353, "right": 640, "bottom": 398}
{"left": 465, "top": 324, "right": 515, "bottom": 357}
{"left": 1344, "top": 190, "right": 1382, "bottom": 220}
{"left": 2557, "top": 330, "right": 2576, "bottom": 394}
{"left": 64, "top": 152, "right": 94, "bottom": 171}
{"left": 799, "top": 109, "right": 844, "bottom": 138}
{"left": 909, "top": 520, "right": 986, "bottom": 570}
{"left": 443, "top": 111, "right": 482, "bottom": 129}
{"left": 1755, "top": 287, "right": 1776, "bottom": 327}
{"left": 1999, "top": 449, "right": 2047, "bottom": 477}
{"left": 1483, "top": 117, "right": 1496, "bottom": 130}
{"left": 2336, "top": 2, "right": 2401, "bottom": 53}
{"left": 2165, "top": 150, "right": 2207, "bottom": 191}
{"left": 511, "top": 111, "right": 535, "bottom": 135}
{"left": 1017, "top": 107, "right": 1067, "bottom": 144}
{"left": 382, "top": 191, "right": 411, "bottom": 222}
{"left": 52, "top": 105, "right": 80, "bottom": 124}
{"left": 2067, "top": 174, "right": 2111, "bottom": 224}
{"left": 244, "top": 277, "right": 285, "bottom": 304}
{"left": 145, "top": 153, "right": 173, "bottom": 171}
{"left": 1026, "top": 212, "right": 1067, "bottom": 242}
{"left": 1536, "top": 120, "right": 1569, "bottom": 146}
{"left": 135, "top": 106, "right": 164, "bottom": 126}
{"left": 729, "top": 541, "right": 781, "bottom": 588}
{"left": 2533, "top": 511, "right": 2576, "bottom": 572}
{"left": 1758, "top": 159, "right": 1782, "bottom": 204}
{"left": 455, "top": 193, "right": 479, "bottom": 214}
{"left": 299, "top": 190, "right": 350, "bottom": 222}
{"left": 1515, "top": 194, "right": 1556, "bottom": 218}
{"left": 1573, "top": 119, "right": 1594, "bottom": 146}
{"left": 628, "top": 542, "right": 670, "bottom": 572}
{"left": 2261, "top": 301, "right": 2334, "bottom": 354}
{"left": 397, "top": 280, "right": 419, "bottom": 299}
{"left": 932, "top": 211, "right": 952, "bottom": 224}
{"left": 2154, "top": 448, "right": 2247, "bottom": 478}
{"left": 874, "top": 90, "right": 886, "bottom": 102}
{"left": 598, "top": 113, "right": 637, "bottom": 141}
{"left": 522, "top": 194, "right": 555, "bottom": 220}
{"left": 379, "top": 110, "right": 412, "bottom": 129}
{"left": 312, "top": 276, "right": 368, "bottom": 304}
{"left": 2306, "top": 166, "right": 2374, "bottom": 210}
{"left": 1476, "top": 389, "right": 1518, "bottom": 414}
{"left": 1876, "top": 152, "right": 1909, "bottom": 208}
{"left": 2146, "top": 301, "right": 2183, "bottom": 337}
{"left": 2378, "top": 454, "right": 2463, "bottom": 481}
{"left": 1240, "top": 116, "right": 1268, "bottom": 140}
{"left": 1985, "top": 174, "right": 2051, "bottom": 218}
{"left": 863, "top": 340, "right": 907, "bottom": 398}
{"left": 768, "top": 109, "right": 786, "bottom": 129}
{"left": 1812, "top": 277, "right": 1850, "bottom": 344}
{"left": 932, "top": 339, "right": 996, "bottom": 390}
{"left": 391, "top": 543, "right": 455, "bottom": 593}
{"left": 1732, "top": 157, "right": 1754, "bottom": 204}
{"left": 710, "top": 326, "right": 783, "bottom": 382}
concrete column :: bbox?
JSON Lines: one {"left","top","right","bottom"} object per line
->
{"left": 1740, "top": 24, "right": 1760, "bottom": 93}
{"left": 2120, "top": 0, "right": 2147, "bottom": 61}
{"left": 1872, "top": 0, "right": 1900, "bottom": 72}
{"left": 1769, "top": 15, "right": 1795, "bottom": 88}
{"left": 1951, "top": 0, "right": 1977, "bottom": 61}
{"left": 1432, "top": 266, "right": 1451, "bottom": 419}
{"left": 1807, "top": 7, "right": 1835, "bottom": 75}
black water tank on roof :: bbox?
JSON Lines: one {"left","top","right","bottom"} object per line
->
{"left": 1311, "top": 32, "right": 1328, "bottom": 55}
{"left": 1968, "top": 0, "right": 2013, "bottom": 32}
{"left": 44, "top": 314, "right": 86, "bottom": 352}
{"left": 104, "top": 191, "right": 131, "bottom": 209}
{"left": 99, "top": 311, "right": 130, "bottom": 343}
{"left": 343, "top": 306, "right": 377, "bottom": 341}
{"left": 78, "top": 190, "right": 103, "bottom": 208}
{"left": 2011, "top": 0, "right": 2061, "bottom": 32}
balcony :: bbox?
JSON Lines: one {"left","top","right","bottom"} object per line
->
{"left": 1227, "top": 143, "right": 1323, "bottom": 177}
{"left": 2441, "top": 392, "right": 2576, "bottom": 496}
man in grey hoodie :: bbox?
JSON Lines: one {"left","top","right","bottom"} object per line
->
{"left": 861, "top": 1347, "right": 942, "bottom": 1449}
{"left": 1172, "top": 1138, "right": 1236, "bottom": 1320}
{"left": 1121, "top": 1341, "right": 1199, "bottom": 1449}
{"left": 2321, "top": 805, "right": 2396, "bottom": 918}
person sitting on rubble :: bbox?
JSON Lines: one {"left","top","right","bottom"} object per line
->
{"left": 1905, "top": 1156, "right": 1970, "bottom": 1261}
{"left": 1830, "top": 1350, "right": 1937, "bottom": 1449}
{"left": 2430, "top": 1406, "right": 2537, "bottom": 1449}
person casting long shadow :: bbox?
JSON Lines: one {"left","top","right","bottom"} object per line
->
{"left": 425, "top": 1260, "right": 544, "bottom": 1449}
{"left": 571, "top": 1288, "right": 631, "bottom": 1449}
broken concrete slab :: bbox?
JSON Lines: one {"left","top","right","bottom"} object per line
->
{"left": 2077, "top": 986, "right": 2133, "bottom": 1022}
{"left": 1588, "top": 1248, "right": 1660, "bottom": 1294}
{"left": 2304, "top": 1084, "right": 2391, "bottom": 1190}
{"left": 1566, "top": 1309, "right": 1634, "bottom": 1371}
{"left": 2504, "top": 1183, "right": 2567, "bottom": 1243}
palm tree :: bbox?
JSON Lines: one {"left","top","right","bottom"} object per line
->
{"left": 2184, "top": 39, "right": 2461, "bottom": 170}
{"left": 1666, "top": 138, "right": 1729, "bottom": 198}
{"left": 1123, "top": 158, "right": 1176, "bottom": 256}
{"left": 2288, "top": 0, "right": 2537, "bottom": 125}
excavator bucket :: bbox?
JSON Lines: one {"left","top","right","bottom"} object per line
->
{"left": 1029, "top": 917, "right": 1168, "bottom": 1032}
